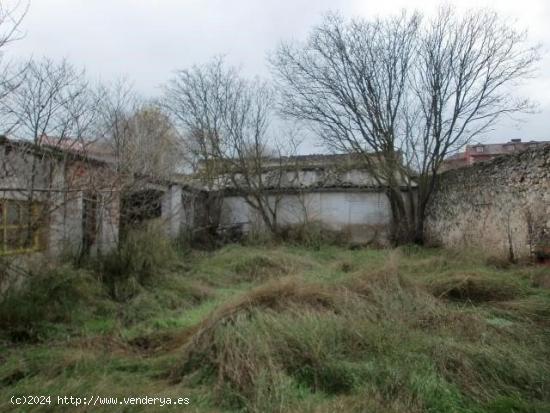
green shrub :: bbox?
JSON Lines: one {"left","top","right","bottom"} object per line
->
{"left": 278, "top": 221, "right": 350, "bottom": 250}
{"left": 93, "top": 221, "right": 177, "bottom": 300}
{"left": 0, "top": 265, "right": 110, "bottom": 341}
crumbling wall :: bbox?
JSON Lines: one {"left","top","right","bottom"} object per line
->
{"left": 425, "top": 145, "right": 550, "bottom": 260}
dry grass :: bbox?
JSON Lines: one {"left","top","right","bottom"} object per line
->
{"left": 172, "top": 250, "right": 550, "bottom": 412}
{"left": 231, "top": 255, "right": 290, "bottom": 282}
{"left": 1, "top": 243, "right": 549, "bottom": 413}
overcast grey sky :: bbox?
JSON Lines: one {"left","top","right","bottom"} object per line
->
{"left": 5, "top": 0, "right": 550, "bottom": 146}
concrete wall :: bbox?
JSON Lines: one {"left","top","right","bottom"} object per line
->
{"left": 425, "top": 145, "right": 550, "bottom": 260}
{"left": 161, "top": 185, "right": 184, "bottom": 238}
{"left": 48, "top": 161, "right": 120, "bottom": 256}
{"left": 220, "top": 190, "right": 391, "bottom": 243}
{"left": 217, "top": 163, "right": 395, "bottom": 243}
{"left": 96, "top": 191, "right": 120, "bottom": 254}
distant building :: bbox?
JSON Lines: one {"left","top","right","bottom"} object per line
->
{"left": 216, "top": 153, "right": 413, "bottom": 245}
{"left": 441, "top": 139, "right": 550, "bottom": 171}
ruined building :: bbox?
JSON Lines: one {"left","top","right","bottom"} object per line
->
{"left": 1, "top": 135, "right": 548, "bottom": 262}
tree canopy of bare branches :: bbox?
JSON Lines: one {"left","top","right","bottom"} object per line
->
{"left": 162, "top": 57, "right": 298, "bottom": 235}
{"left": 271, "top": 6, "right": 539, "bottom": 243}
{"left": 96, "top": 78, "right": 139, "bottom": 171}
{"left": 1, "top": 57, "right": 101, "bottom": 143}
{"left": 162, "top": 57, "right": 239, "bottom": 184}
{"left": 97, "top": 79, "right": 180, "bottom": 179}
{"left": 123, "top": 106, "right": 180, "bottom": 179}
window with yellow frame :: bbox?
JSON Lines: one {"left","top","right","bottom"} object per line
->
{"left": 0, "top": 200, "right": 45, "bottom": 255}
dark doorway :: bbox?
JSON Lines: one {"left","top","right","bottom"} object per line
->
{"left": 120, "top": 189, "right": 163, "bottom": 238}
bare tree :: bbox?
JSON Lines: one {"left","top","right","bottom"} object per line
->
{"left": 162, "top": 57, "right": 236, "bottom": 238}
{"left": 98, "top": 80, "right": 179, "bottom": 179}
{"left": 163, "top": 58, "right": 298, "bottom": 237}
{"left": 0, "top": 1, "right": 27, "bottom": 46}
{"left": 271, "top": 7, "right": 539, "bottom": 243}
{"left": 222, "top": 81, "right": 305, "bottom": 235}
{"left": 409, "top": 7, "right": 539, "bottom": 242}
{"left": 1, "top": 57, "right": 100, "bottom": 143}
{"left": 162, "top": 57, "right": 235, "bottom": 178}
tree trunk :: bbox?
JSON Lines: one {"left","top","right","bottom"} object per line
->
{"left": 387, "top": 187, "right": 413, "bottom": 245}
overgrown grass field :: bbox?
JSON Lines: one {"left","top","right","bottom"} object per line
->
{"left": 1, "top": 241, "right": 549, "bottom": 412}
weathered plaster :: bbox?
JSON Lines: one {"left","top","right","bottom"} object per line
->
{"left": 220, "top": 190, "right": 392, "bottom": 243}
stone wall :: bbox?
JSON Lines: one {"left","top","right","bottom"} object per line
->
{"left": 425, "top": 145, "right": 550, "bottom": 260}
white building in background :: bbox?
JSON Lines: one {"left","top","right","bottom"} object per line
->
{"left": 214, "top": 154, "right": 409, "bottom": 245}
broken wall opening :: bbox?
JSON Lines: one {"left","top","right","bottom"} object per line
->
{"left": 120, "top": 189, "right": 163, "bottom": 239}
